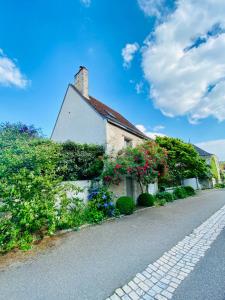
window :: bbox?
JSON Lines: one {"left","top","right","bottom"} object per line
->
{"left": 124, "top": 137, "right": 132, "bottom": 147}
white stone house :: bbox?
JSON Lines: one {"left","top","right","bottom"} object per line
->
{"left": 51, "top": 66, "right": 150, "bottom": 200}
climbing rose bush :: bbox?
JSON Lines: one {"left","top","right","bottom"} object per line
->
{"left": 102, "top": 140, "right": 168, "bottom": 193}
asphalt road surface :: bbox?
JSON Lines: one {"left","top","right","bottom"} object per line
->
{"left": 0, "top": 189, "right": 225, "bottom": 300}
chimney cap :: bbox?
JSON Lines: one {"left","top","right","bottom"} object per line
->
{"left": 74, "top": 66, "right": 88, "bottom": 77}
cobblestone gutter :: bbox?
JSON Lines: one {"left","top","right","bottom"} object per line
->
{"left": 107, "top": 204, "right": 225, "bottom": 300}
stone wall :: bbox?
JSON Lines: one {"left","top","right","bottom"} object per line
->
{"left": 106, "top": 122, "right": 145, "bottom": 155}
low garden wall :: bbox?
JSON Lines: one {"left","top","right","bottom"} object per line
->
{"left": 63, "top": 180, "right": 158, "bottom": 204}
{"left": 62, "top": 180, "right": 92, "bottom": 204}
{"left": 182, "top": 178, "right": 199, "bottom": 190}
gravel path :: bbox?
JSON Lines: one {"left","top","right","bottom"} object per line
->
{"left": 0, "top": 189, "right": 225, "bottom": 300}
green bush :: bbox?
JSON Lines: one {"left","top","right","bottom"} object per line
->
{"left": 214, "top": 183, "right": 225, "bottom": 189}
{"left": 173, "top": 187, "right": 187, "bottom": 199}
{"left": 84, "top": 204, "right": 105, "bottom": 224}
{"left": 0, "top": 135, "right": 61, "bottom": 253}
{"left": 156, "top": 192, "right": 173, "bottom": 202}
{"left": 56, "top": 184, "right": 86, "bottom": 230}
{"left": 116, "top": 196, "right": 135, "bottom": 215}
{"left": 87, "top": 186, "right": 117, "bottom": 217}
{"left": 0, "top": 123, "right": 92, "bottom": 253}
{"left": 58, "top": 141, "right": 104, "bottom": 180}
{"left": 183, "top": 186, "right": 195, "bottom": 196}
{"left": 156, "top": 199, "right": 166, "bottom": 206}
{"left": 137, "top": 193, "right": 155, "bottom": 207}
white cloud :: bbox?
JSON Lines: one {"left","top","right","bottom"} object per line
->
{"left": 80, "top": 0, "right": 91, "bottom": 7}
{"left": 0, "top": 49, "right": 28, "bottom": 88}
{"left": 136, "top": 124, "right": 166, "bottom": 139}
{"left": 137, "top": 0, "right": 166, "bottom": 18}
{"left": 152, "top": 124, "right": 165, "bottom": 131}
{"left": 122, "top": 43, "right": 139, "bottom": 68}
{"left": 135, "top": 81, "right": 144, "bottom": 94}
{"left": 196, "top": 139, "right": 225, "bottom": 161}
{"left": 141, "top": 0, "right": 225, "bottom": 123}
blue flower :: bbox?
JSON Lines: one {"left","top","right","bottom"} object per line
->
{"left": 88, "top": 191, "right": 99, "bottom": 200}
{"left": 103, "top": 203, "right": 108, "bottom": 208}
{"left": 102, "top": 194, "right": 107, "bottom": 200}
{"left": 109, "top": 202, "right": 114, "bottom": 206}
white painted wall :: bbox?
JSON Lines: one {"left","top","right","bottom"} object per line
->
{"left": 148, "top": 182, "right": 158, "bottom": 195}
{"left": 182, "top": 178, "right": 199, "bottom": 190}
{"left": 62, "top": 180, "right": 92, "bottom": 204}
{"left": 51, "top": 85, "right": 106, "bottom": 145}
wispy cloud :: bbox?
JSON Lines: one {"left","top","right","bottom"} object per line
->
{"left": 0, "top": 49, "right": 28, "bottom": 88}
{"left": 122, "top": 43, "right": 139, "bottom": 68}
{"left": 135, "top": 81, "right": 144, "bottom": 94}
{"left": 140, "top": 0, "right": 225, "bottom": 123}
{"left": 137, "top": 0, "right": 167, "bottom": 18}
{"left": 80, "top": 0, "right": 91, "bottom": 7}
{"left": 136, "top": 124, "right": 166, "bottom": 139}
{"left": 152, "top": 124, "right": 165, "bottom": 132}
{"left": 196, "top": 139, "right": 225, "bottom": 161}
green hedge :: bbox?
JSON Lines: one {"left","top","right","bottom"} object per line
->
{"left": 156, "top": 191, "right": 174, "bottom": 202}
{"left": 58, "top": 141, "right": 104, "bottom": 180}
{"left": 215, "top": 183, "right": 225, "bottom": 189}
{"left": 173, "top": 187, "right": 187, "bottom": 199}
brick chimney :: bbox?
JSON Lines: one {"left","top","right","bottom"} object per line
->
{"left": 74, "top": 66, "right": 89, "bottom": 98}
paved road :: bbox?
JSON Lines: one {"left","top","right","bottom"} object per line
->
{"left": 0, "top": 190, "right": 225, "bottom": 300}
{"left": 173, "top": 227, "right": 225, "bottom": 300}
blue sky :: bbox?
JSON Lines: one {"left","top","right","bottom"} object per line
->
{"left": 1, "top": 0, "right": 225, "bottom": 159}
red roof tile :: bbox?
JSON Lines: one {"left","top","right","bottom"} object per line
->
{"left": 88, "top": 96, "right": 148, "bottom": 139}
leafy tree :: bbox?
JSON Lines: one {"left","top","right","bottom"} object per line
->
{"left": 102, "top": 140, "right": 168, "bottom": 193}
{"left": 155, "top": 137, "right": 211, "bottom": 186}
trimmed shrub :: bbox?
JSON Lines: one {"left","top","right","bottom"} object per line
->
{"left": 116, "top": 196, "right": 135, "bottom": 215}
{"left": 183, "top": 186, "right": 195, "bottom": 196}
{"left": 137, "top": 193, "right": 155, "bottom": 207}
{"left": 173, "top": 187, "right": 187, "bottom": 199}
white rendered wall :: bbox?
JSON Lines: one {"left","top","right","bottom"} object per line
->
{"left": 182, "top": 178, "right": 199, "bottom": 190}
{"left": 51, "top": 85, "right": 106, "bottom": 145}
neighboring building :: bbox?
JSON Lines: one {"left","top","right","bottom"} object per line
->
{"left": 193, "top": 145, "right": 221, "bottom": 185}
{"left": 51, "top": 66, "right": 149, "bottom": 199}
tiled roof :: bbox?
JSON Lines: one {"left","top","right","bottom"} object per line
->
{"left": 193, "top": 145, "right": 212, "bottom": 157}
{"left": 70, "top": 84, "right": 148, "bottom": 139}
{"left": 88, "top": 96, "right": 148, "bottom": 139}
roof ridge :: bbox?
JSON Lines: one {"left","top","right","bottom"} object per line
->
{"left": 88, "top": 95, "right": 149, "bottom": 139}
{"left": 70, "top": 84, "right": 149, "bottom": 139}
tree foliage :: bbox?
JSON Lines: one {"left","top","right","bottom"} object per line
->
{"left": 155, "top": 136, "right": 211, "bottom": 186}
{"left": 58, "top": 141, "right": 104, "bottom": 180}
